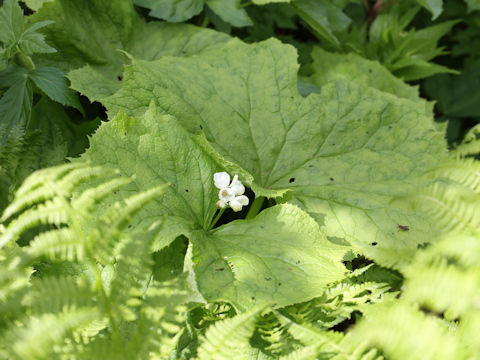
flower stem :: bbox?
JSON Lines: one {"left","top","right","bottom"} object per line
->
{"left": 209, "top": 208, "right": 225, "bottom": 230}
{"left": 246, "top": 196, "right": 264, "bottom": 220}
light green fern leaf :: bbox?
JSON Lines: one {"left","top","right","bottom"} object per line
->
{"left": 197, "top": 307, "right": 263, "bottom": 360}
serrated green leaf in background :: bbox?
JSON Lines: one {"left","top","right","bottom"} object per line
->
{"left": 30, "top": 0, "right": 230, "bottom": 102}
{"left": 16, "top": 20, "right": 56, "bottom": 56}
{"left": 309, "top": 47, "right": 427, "bottom": 106}
{"left": 0, "top": 65, "right": 32, "bottom": 131}
{"left": 416, "top": 0, "right": 443, "bottom": 19}
{"left": 134, "top": 0, "right": 252, "bottom": 26}
{"left": 290, "top": 0, "right": 351, "bottom": 50}
{"left": 104, "top": 38, "right": 448, "bottom": 268}
{"left": 28, "top": 98, "right": 99, "bottom": 157}
{"left": 0, "top": 0, "right": 23, "bottom": 45}
{"left": 0, "top": 0, "right": 55, "bottom": 58}
{"left": 29, "top": 67, "right": 83, "bottom": 114}
{"left": 207, "top": 0, "right": 253, "bottom": 27}
{"left": 192, "top": 204, "right": 347, "bottom": 309}
{"left": 135, "top": 0, "right": 204, "bottom": 22}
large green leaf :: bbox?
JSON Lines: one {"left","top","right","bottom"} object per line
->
{"left": 30, "top": 0, "right": 230, "bottom": 101}
{"left": 81, "top": 104, "right": 347, "bottom": 308}
{"left": 104, "top": 38, "right": 448, "bottom": 268}
{"left": 81, "top": 104, "right": 219, "bottom": 235}
{"left": 192, "top": 204, "right": 346, "bottom": 309}
{"left": 309, "top": 47, "right": 424, "bottom": 105}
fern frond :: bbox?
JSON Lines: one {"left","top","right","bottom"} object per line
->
{"left": 256, "top": 311, "right": 299, "bottom": 356}
{"left": 404, "top": 261, "right": 479, "bottom": 319}
{"left": 197, "top": 307, "right": 263, "bottom": 360}
{"left": 275, "top": 313, "right": 346, "bottom": 356}
{"left": 0, "top": 197, "right": 68, "bottom": 247}
{"left": 394, "top": 181, "right": 480, "bottom": 236}
{"left": 278, "top": 345, "right": 320, "bottom": 360}
{"left": 27, "top": 276, "right": 96, "bottom": 315}
{"left": 343, "top": 301, "right": 458, "bottom": 360}
{"left": 71, "top": 176, "right": 132, "bottom": 211}
{"left": 0, "top": 245, "right": 32, "bottom": 321}
{"left": 451, "top": 123, "right": 480, "bottom": 158}
{"left": 123, "top": 279, "right": 188, "bottom": 359}
{"left": 4, "top": 308, "right": 100, "bottom": 360}
{"left": 2, "top": 163, "right": 113, "bottom": 221}
{"left": 101, "top": 184, "right": 169, "bottom": 234}
{"left": 25, "top": 227, "right": 84, "bottom": 262}
{"left": 421, "top": 158, "right": 480, "bottom": 193}
{"left": 109, "top": 232, "right": 154, "bottom": 310}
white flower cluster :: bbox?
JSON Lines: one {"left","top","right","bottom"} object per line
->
{"left": 214, "top": 172, "right": 249, "bottom": 212}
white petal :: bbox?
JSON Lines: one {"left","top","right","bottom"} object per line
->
{"left": 230, "top": 174, "right": 245, "bottom": 195}
{"left": 218, "top": 187, "right": 235, "bottom": 202}
{"left": 216, "top": 200, "right": 227, "bottom": 209}
{"left": 214, "top": 172, "right": 230, "bottom": 189}
{"left": 230, "top": 195, "right": 249, "bottom": 212}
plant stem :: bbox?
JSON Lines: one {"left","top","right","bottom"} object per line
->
{"left": 200, "top": 14, "right": 209, "bottom": 27}
{"left": 209, "top": 208, "right": 225, "bottom": 230}
{"left": 246, "top": 196, "right": 264, "bottom": 220}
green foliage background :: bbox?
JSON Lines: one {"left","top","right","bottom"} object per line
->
{"left": 1, "top": 0, "right": 480, "bottom": 359}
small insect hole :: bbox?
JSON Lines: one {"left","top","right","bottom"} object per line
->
{"left": 185, "top": 189, "right": 189, "bottom": 192}
{"left": 371, "top": 242, "right": 378, "bottom": 246}
{"left": 329, "top": 177, "right": 334, "bottom": 181}
{"left": 289, "top": 177, "right": 295, "bottom": 183}
{"left": 117, "top": 75, "right": 123, "bottom": 81}
{"left": 199, "top": 125, "right": 203, "bottom": 130}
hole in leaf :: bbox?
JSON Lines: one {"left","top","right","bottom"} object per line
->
{"left": 185, "top": 189, "right": 189, "bottom": 192}
{"left": 371, "top": 242, "right": 377, "bottom": 246}
{"left": 117, "top": 75, "right": 123, "bottom": 81}
{"left": 289, "top": 177, "right": 295, "bottom": 183}
{"left": 329, "top": 177, "right": 334, "bottom": 181}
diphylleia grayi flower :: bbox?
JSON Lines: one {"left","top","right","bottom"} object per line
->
{"left": 213, "top": 172, "right": 249, "bottom": 212}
